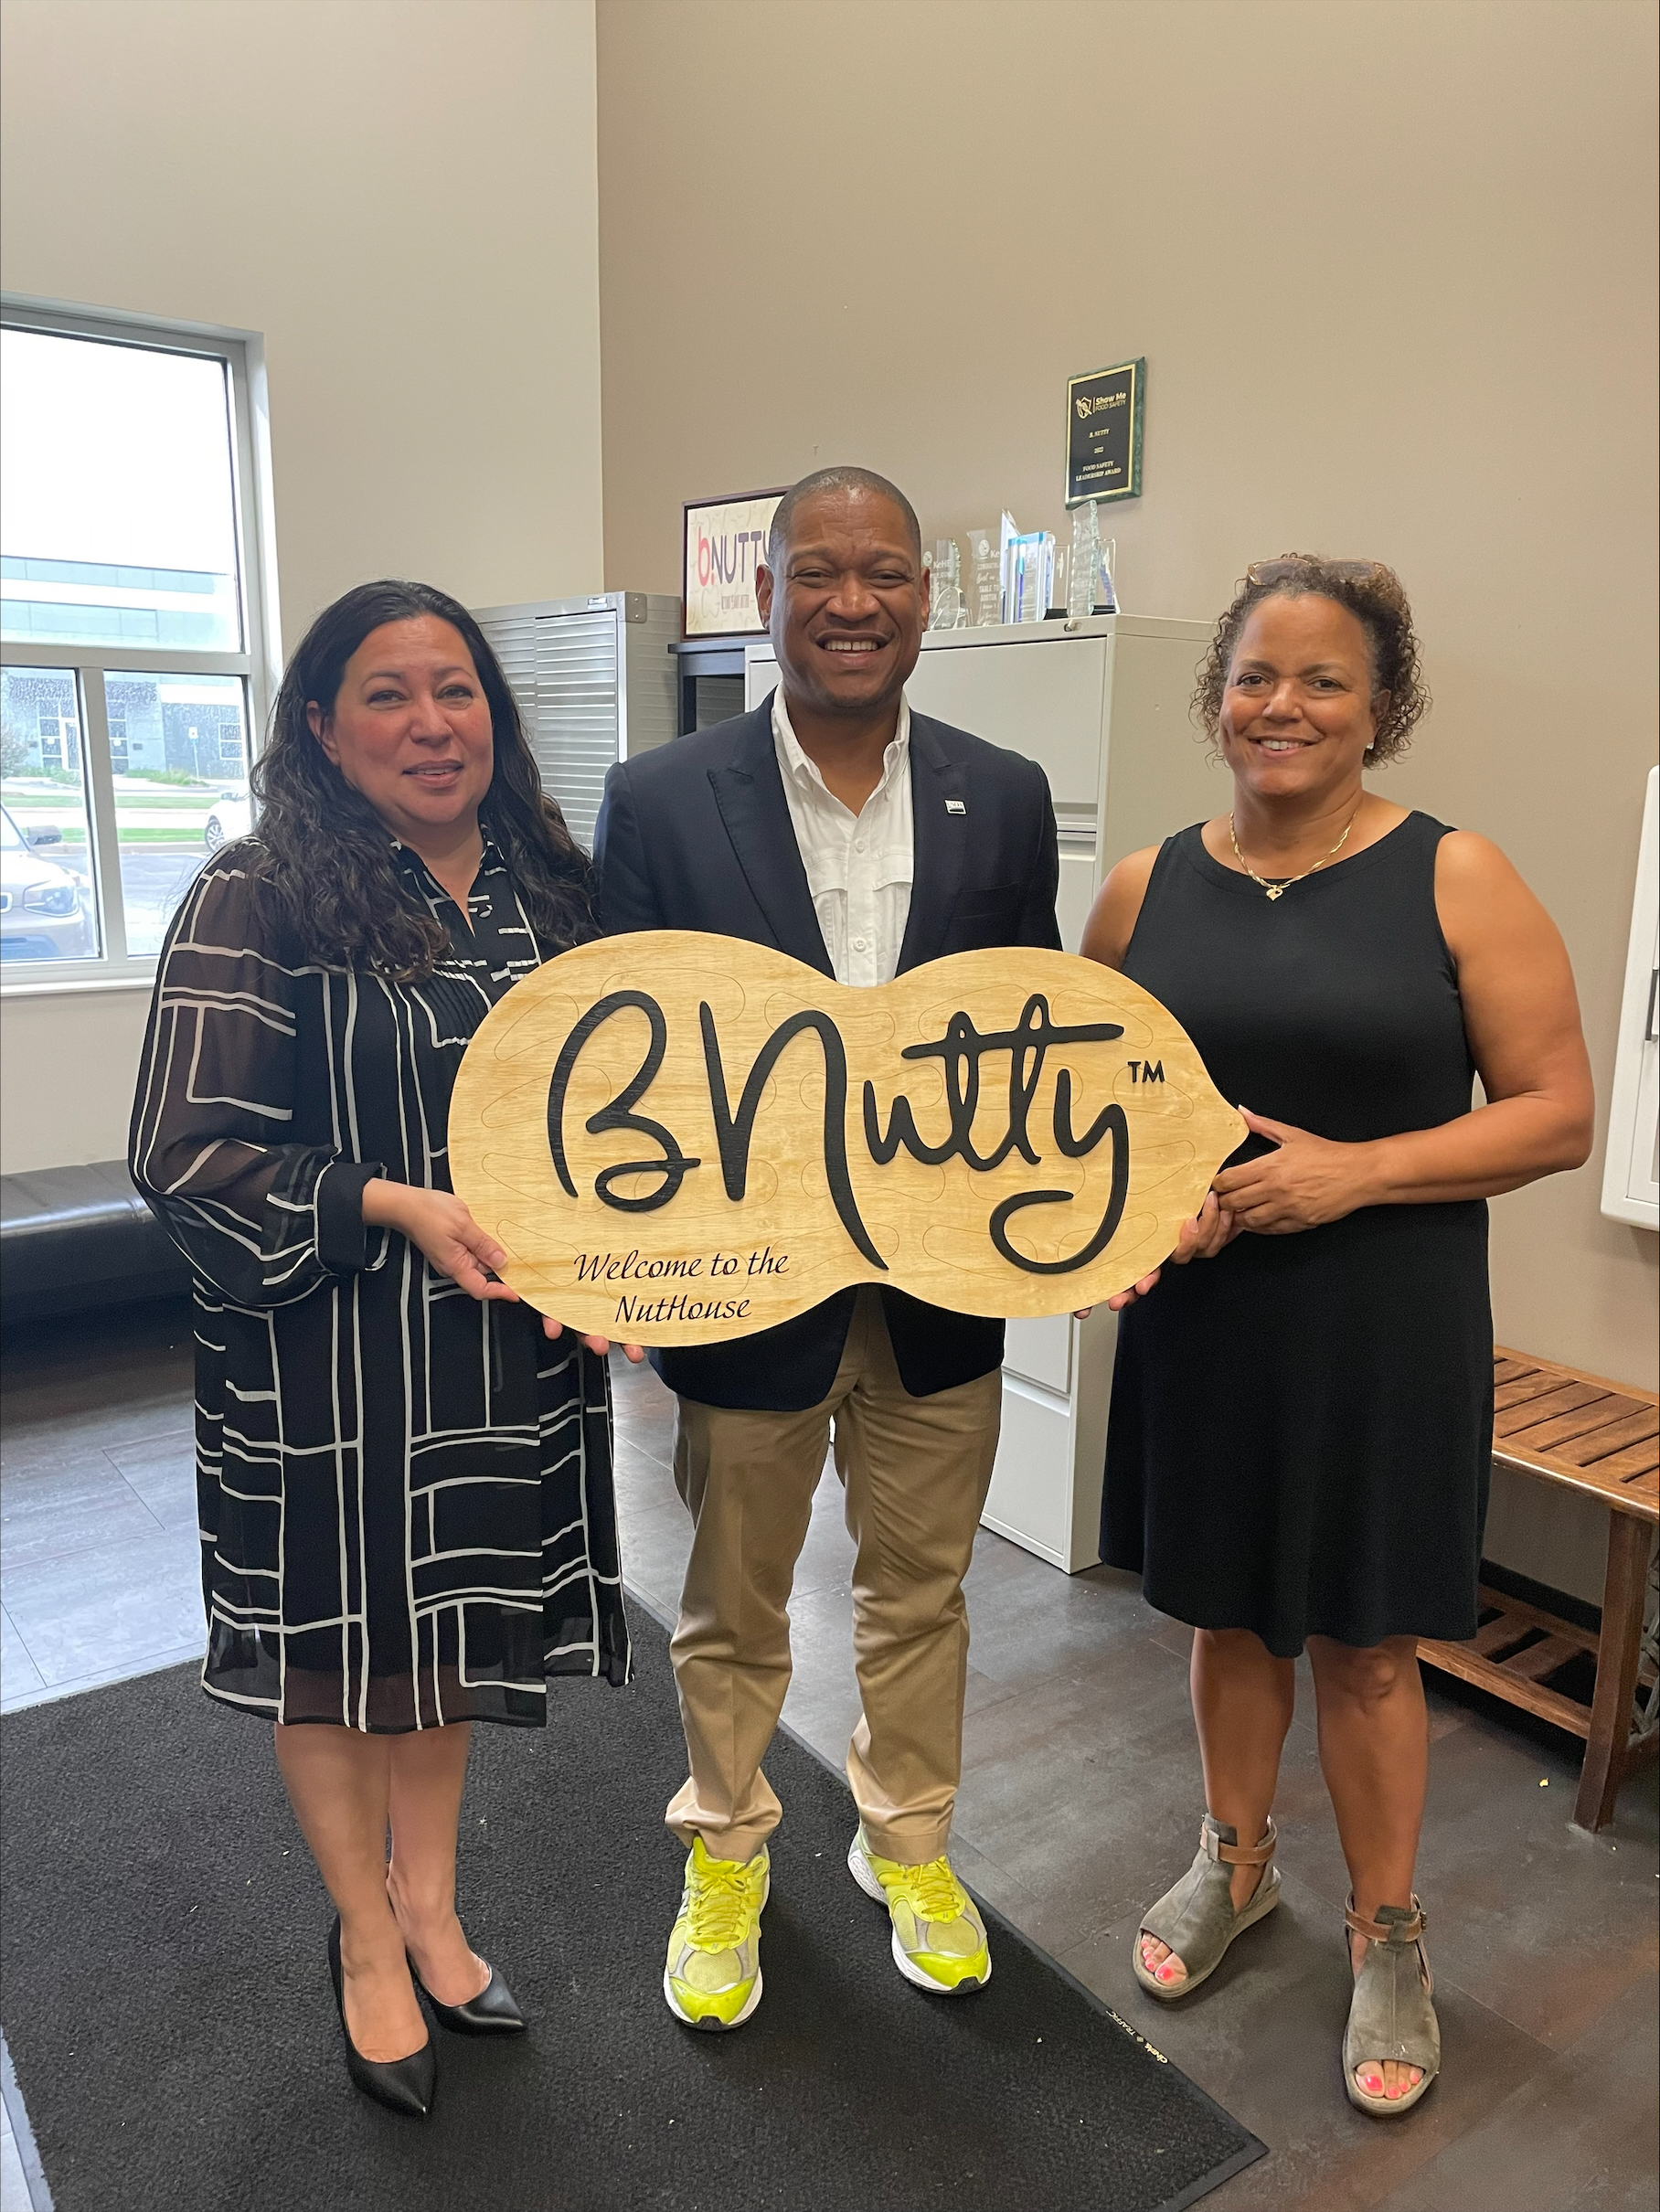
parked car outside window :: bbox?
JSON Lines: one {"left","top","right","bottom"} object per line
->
{"left": 0, "top": 802, "right": 94, "bottom": 960}
{"left": 202, "top": 788, "right": 252, "bottom": 851}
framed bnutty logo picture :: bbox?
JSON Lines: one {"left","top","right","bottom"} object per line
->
{"left": 681, "top": 489, "right": 788, "bottom": 640}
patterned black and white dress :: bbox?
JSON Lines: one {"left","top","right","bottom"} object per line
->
{"left": 130, "top": 833, "right": 630, "bottom": 1730}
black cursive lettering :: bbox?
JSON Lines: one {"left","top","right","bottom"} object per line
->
{"left": 547, "top": 991, "right": 701, "bottom": 1214}
{"left": 699, "top": 1005, "right": 886, "bottom": 1270}
{"left": 988, "top": 1104, "right": 1130, "bottom": 1274}
{"left": 613, "top": 1291, "right": 752, "bottom": 1325}
{"left": 547, "top": 985, "right": 1138, "bottom": 1282}
{"left": 865, "top": 994, "right": 1124, "bottom": 1172}
{"left": 1053, "top": 1067, "right": 1121, "bottom": 1158}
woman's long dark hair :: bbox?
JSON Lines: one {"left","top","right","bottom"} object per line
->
{"left": 248, "top": 580, "right": 594, "bottom": 976}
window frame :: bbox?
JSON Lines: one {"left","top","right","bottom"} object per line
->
{"left": 1, "top": 295, "right": 282, "bottom": 994}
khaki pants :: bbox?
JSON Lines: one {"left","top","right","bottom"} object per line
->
{"left": 665, "top": 1290, "right": 1003, "bottom": 1866}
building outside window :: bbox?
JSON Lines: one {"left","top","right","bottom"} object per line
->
{"left": 0, "top": 305, "right": 279, "bottom": 974}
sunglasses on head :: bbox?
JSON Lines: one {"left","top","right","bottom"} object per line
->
{"left": 1246, "top": 558, "right": 1386, "bottom": 588}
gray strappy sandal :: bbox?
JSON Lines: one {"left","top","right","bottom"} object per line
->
{"left": 1131, "top": 1814, "right": 1280, "bottom": 2001}
{"left": 1343, "top": 1896, "right": 1439, "bottom": 2116}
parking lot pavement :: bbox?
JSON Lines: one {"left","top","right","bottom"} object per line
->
{"left": 48, "top": 844, "right": 209, "bottom": 959}
{"left": 118, "top": 846, "right": 212, "bottom": 954}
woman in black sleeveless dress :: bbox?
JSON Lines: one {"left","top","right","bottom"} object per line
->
{"left": 1083, "top": 558, "right": 1591, "bottom": 2117}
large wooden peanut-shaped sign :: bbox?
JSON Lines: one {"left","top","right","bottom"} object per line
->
{"left": 449, "top": 931, "right": 1242, "bottom": 1344}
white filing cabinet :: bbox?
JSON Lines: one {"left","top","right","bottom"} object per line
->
{"left": 1601, "top": 766, "right": 1659, "bottom": 1232}
{"left": 745, "top": 615, "right": 1223, "bottom": 1569}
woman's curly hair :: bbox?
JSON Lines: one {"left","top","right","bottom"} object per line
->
{"left": 1193, "top": 555, "right": 1429, "bottom": 765}
{"left": 246, "top": 580, "right": 594, "bottom": 977}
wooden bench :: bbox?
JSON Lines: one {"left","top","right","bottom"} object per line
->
{"left": 1418, "top": 1348, "right": 1659, "bottom": 1831}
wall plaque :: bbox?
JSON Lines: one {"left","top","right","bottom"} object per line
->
{"left": 1066, "top": 358, "right": 1145, "bottom": 507}
{"left": 682, "top": 488, "right": 787, "bottom": 640}
{"left": 449, "top": 932, "right": 1242, "bottom": 1345}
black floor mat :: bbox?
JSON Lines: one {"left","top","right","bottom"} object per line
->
{"left": 0, "top": 1606, "right": 1262, "bottom": 2212}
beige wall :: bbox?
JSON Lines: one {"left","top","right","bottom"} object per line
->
{"left": 597, "top": 0, "right": 1658, "bottom": 1406}
{"left": 1, "top": 0, "right": 605, "bottom": 1174}
{"left": 0, "top": 987, "right": 156, "bottom": 1176}
{"left": 2, "top": 0, "right": 604, "bottom": 636}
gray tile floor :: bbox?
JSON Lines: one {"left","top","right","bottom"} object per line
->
{"left": 3, "top": 1303, "right": 1656, "bottom": 2212}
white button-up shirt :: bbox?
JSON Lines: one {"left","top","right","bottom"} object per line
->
{"left": 771, "top": 689, "right": 914, "bottom": 987}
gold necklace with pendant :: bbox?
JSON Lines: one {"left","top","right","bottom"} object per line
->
{"left": 1228, "top": 809, "right": 1359, "bottom": 900}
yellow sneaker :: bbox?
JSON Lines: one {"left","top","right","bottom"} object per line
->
{"left": 848, "top": 1827, "right": 991, "bottom": 1995}
{"left": 663, "top": 1834, "right": 770, "bottom": 2030}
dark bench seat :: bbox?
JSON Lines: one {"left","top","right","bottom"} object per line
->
{"left": 0, "top": 1160, "right": 190, "bottom": 1329}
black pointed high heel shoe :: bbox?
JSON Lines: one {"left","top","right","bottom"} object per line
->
{"left": 328, "top": 1917, "right": 437, "bottom": 2117}
{"left": 409, "top": 1951, "right": 527, "bottom": 2035}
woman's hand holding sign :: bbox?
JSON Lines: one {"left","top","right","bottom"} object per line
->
{"left": 1090, "top": 1103, "right": 1386, "bottom": 1314}
{"left": 1211, "top": 1107, "right": 1377, "bottom": 1233}
{"left": 1077, "top": 1190, "right": 1240, "bottom": 1316}
{"left": 364, "top": 1179, "right": 646, "bottom": 1359}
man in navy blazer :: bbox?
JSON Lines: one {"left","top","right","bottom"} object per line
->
{"left": 593, "top": 466, "right": 1060, "bottom": 2031}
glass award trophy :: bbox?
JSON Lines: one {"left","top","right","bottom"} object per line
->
{"left": 997, "top": 511, "right": 1018, "bottom": 622}
{"left": 1069, "top": 502, "right": 1099, "bottom": 619}
{"left": 966, "top": 526, "right": 1002, "bottom": 626}
{"left": 1069, "top": 502, "right": 1119, "bottom": 617}
{"left": 1099, "top": 538, "right": 1118, "bottom": 612}
{"left": 928, "top": 537, "right": 968, "bottom": 630}
{"left": 1006, "top": 530, "right": 1055, "bottom": 624}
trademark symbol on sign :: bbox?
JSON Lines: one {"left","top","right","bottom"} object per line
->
{"left": 1126, "top": 1059, "right": 1165, "bottom": 1084}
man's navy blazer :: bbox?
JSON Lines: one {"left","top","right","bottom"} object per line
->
{"left": 591, "top": 692, "right": 1062, "bottom": 1412}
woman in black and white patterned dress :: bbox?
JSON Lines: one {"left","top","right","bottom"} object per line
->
{"left": 131, "top": 580, "right": 636, "bottom": 2117}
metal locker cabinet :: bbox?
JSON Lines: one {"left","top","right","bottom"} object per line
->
{"left": 473, "top": 591, "right": 679, "bottom": 851}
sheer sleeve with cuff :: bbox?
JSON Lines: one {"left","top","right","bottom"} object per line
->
{"left": 128, "top": 852, "right": 391, "bottom": 1309}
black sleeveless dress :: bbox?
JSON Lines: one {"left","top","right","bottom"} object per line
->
{"left": 1101, "top": 812, "right": 1493, "bottom": 1656}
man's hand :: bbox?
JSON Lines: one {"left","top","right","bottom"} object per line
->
{"left": 542, "top": 1318, "right": 647, "bottom": 1364}
{"left": 1210, "top": 1109, "right": 1377, "bottom": 1234}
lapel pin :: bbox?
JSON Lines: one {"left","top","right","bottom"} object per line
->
{"left": 945, "top": 798, "right": 966, "bottom": 815}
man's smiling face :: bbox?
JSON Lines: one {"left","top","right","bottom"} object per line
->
{"left": 756, "top": 487, "right": 929, "bottom": 720}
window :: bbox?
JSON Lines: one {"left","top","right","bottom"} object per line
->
{"left": 0, "top": 303, "right": 278, "bottom": 981}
